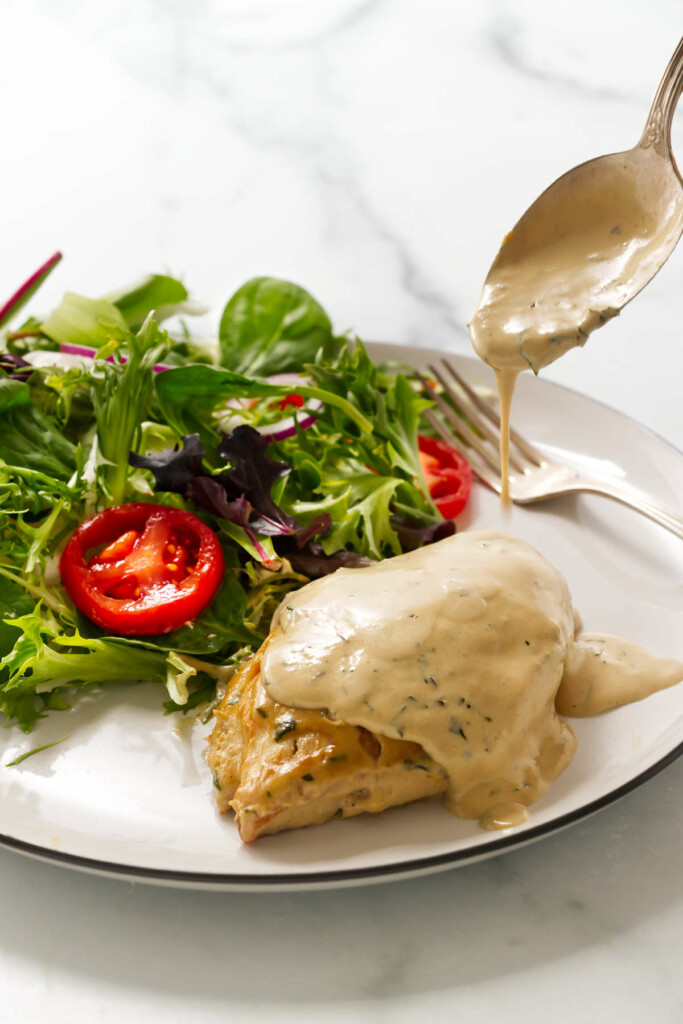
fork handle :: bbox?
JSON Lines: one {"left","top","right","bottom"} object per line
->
{"left": 566, "top": 479, "right": 683, "bottom": 540}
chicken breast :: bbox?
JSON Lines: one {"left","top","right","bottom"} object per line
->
{"left": 207, "top": 637, "right": 447, "bottom": 843}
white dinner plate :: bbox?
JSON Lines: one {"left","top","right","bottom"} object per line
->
{"left": 1, "top": 344, "right": 682, "bottom": 891}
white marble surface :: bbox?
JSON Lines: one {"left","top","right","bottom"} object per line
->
{"left": 1, "top": 1, "right": 683, "bottom": 1021}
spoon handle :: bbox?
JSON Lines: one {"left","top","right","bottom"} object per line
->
{"left": 639, "top": 36, "right": 683, "bottom": 157}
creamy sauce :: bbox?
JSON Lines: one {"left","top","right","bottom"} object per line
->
{"left": 260, "top": 531, "right": 683, "bottom": 829}
{"left": 479, "top": 802, "right": 529, "bottom": 831}
{"left": 262, "top": 531, "right": 577, "bottom": 826}
{"left": 469, "top": 145, "right": 683, "bottom": 499}
{"left": 557, "top": 634, "right": 683, "bottom": 717}
{"left": 495, "top": 369, "right": 517, "bottom": 507}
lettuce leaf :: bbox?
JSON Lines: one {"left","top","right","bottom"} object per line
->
{"left": 92, "top": 315, "right": 173, "bottom": 505}
{"left": 130, "top": 429, "right": 331, "bottom": 568}
{"left": 272, "top": 341, "right": 443, "bottom": 560}
{"left": 154, "top": 363, "right": 373, "bottom": 446}
{"left": 0, "top": 391, "right": 82, "bottom": 516}
{"left": 219, "top": 277, "right": 337, "bottom": 376}
{"left": 107, "top": 274, "right": 190, "bottom": 329}
{"left": 41, "top": 293, "right": 128, "bottom": 349}
{"left": 0, "top": 610, "right": 179, "bottom": 731}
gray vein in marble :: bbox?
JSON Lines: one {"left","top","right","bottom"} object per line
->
{"left": 149, "top": 0, "right": 386, "bottom": 56}
{"left": 145, "top": 24, "right": 469, "bottom": 344}
{"left": 486, "top": 10, "right": 637, "bottom": 103}
{"left": 260, "top": 0, "right": 388, "bottom": 55}
{"left": 320, "top": 171, "right": 469, "bottom": 341}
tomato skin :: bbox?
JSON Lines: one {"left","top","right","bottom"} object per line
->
{"left": 418, "top": 435, "right": 472, "bottom": 519}
{"left": 59, "top": 503, "right": 224, "bottom": 636}
{"left": 277, "top": 393, "right": 304, "bottom": 411}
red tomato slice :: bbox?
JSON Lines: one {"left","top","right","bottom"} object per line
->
{"left": 418, "top": 435, "right": 472, "bottom": 519}
{"left": 277, "top": 393, "right": 305, "bottom": 411}
{"left": 59, "top": 503, "right": 225, "bottom": 636}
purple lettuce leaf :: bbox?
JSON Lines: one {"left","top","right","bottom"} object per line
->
{"left": 129, "top": 433, "right": 205, "bottom": 492}
{"left": 216, "top": 425, "right": 296, "bottom": 535}
{"left": 281, "top": 540, "right": 375, "bottom": 577}
{"left": 185, "top": 477, "right": 280, "bottom": 567}
{"left": 390, "top": 515, "right": 456, "bottom": 551}
{"left": 129, "top": 429, "right": 331, "bottom": 563}
{"left": 0, "top": 352, "right": 33, "bottom": 383}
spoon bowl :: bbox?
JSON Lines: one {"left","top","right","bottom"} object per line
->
{"left": 469, "top": 37, "right": 683, "bottom": 376}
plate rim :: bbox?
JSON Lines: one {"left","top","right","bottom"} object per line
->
{"left": 1, "top": 738, "right": 682, "bottom": 888}
{"left": 2, "top": 345, "right": 682, "bottom": 889}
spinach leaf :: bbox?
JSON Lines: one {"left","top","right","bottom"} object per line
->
{"left": 218, "top": 277, "right": 336, "bottom": 376}
{"left": 0, "top": 403, "right": 78, "bottom": 483}
{"left": 108, "top": 274, "right": 190, "bottom": 329}
{"left": 41, "top": 292, "right": 128, "bottom": 349}
{"left": 0, "top": 378, "right": 31, "bottom": 413}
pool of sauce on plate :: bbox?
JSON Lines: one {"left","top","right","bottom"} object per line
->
{"left": 261, "top": 530, "right": 683, "bottom": 831}
{"left": 469, "top": 146, "right": 683, "bottom": 503}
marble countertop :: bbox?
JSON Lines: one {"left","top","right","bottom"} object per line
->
{"left": 1, "top": 1, "right": 683, "bottom": 1021}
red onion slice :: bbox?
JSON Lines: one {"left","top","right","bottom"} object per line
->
{"left": 59, "top": 341, "right": 173, "bottom": 373}
{"left": 257, "top": 404, "right": 323, "bottom": 442}
{"left": 56, "top": 349, "right": 323, "bottom": 441}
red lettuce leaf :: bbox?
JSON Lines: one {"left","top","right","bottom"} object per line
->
{"left": 129, "top": 429, "right": 331, "bottom": 560}
{"left": 129, "top": 433, "right": 205, "bottom": 491}
{"left": 390, "top": 515, "right": 456, "bottom": 551}
{"left": 0, "top": 352, "right": 33, "bottom": 382}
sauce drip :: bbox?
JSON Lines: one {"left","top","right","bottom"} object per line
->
{"left": 479, "top": 802, "right": 529, "bottom": 831}
{"left": 557, "top": 634, "right": 683, "bottom": 717}
{"left": 469, "top": 145, "right": 683, "bottom": 500}
{"left": 260, "top": 531, "right": 683, "bottom": 830}
{"left": 495, "top": 369, "right": 518, "bottom": 507}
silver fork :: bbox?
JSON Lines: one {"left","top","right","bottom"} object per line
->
{"left": 419, "top": 359, "right": 683, "bottom": 541}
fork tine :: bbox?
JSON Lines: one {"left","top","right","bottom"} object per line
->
{"left": 428, "top": 364, "right": 528, "bottom": 474}
{"left": 417, "top": 373, "right": 502, "bottom": 475}
{"left": 439, "top": 359, "right": 547, "bottom": 467}
{"left": 423, "top": 410, "right": 500, "bottom": 494}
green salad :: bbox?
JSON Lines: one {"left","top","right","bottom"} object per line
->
{"left": 0, "top": 253, "right": 457, "bottom": 736}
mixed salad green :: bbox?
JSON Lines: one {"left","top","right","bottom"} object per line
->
{"left": 0, "top": 254, "right": 457, "bottom": 734}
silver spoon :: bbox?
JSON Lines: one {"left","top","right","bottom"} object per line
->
{"left": 468, "top": 38, "right": 683, "bottom": 505}
{"left": 469, "top": 36, "right": 683, "bottom": 377}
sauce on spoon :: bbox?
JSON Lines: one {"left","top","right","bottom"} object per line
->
{"left": 469, "top": 39, "right": 683, "bottom": 502}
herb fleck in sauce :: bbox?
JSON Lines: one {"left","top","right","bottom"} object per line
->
{"left": 262, "top": 531, "right": 577, "bottom": 826}
{"left": 260, "top": 530, "right": 683, "bottom": 829}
